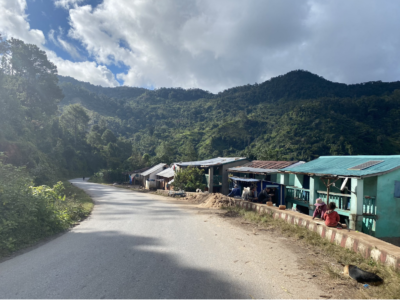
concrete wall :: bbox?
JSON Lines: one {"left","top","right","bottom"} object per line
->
{"left": 235, "top": 199, "right": 400, "bottom": 269}
{"left": 376, "top": 168, "right": 400, "bottom": 238}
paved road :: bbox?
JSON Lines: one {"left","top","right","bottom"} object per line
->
{"left": 0, "top": 180, "right": 324, "bottom": 299}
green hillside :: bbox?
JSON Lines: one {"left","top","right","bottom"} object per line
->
{"left": 2, "top": 35, "right": 400, "bottom": 186}
{"left": 58, "top": 70, "right": 400, "bottom": 162}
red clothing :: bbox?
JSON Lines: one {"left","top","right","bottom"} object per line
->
{"left": 323, "top": 210, "right": 340, "bottom": 227}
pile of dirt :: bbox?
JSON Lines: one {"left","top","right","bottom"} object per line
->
{"left": 199, "top": 193, "right": 236, "bottom": 208}
{"left": 179, "top": 192, "right": 236, "bottom": 208}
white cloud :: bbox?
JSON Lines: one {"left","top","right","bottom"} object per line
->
{"left": 48, "top": 28, "right": 82, "bottom": 59}
{"left": 2, "top": 0, "right": 400, "bottom": 92}
{"left": 47, "top": 50, "right": 119, "bottom": 86}
{"left": 0, "top": 0, "right": 118, "bottom": 87}
{"left": 54, "top": 0, "right": 83, "bottom": 9}
{"left": 65, "top": 0, "right": 400, "bottom": 92}
{"left": 0, "top": 0, "right": 45, "bottom": 45}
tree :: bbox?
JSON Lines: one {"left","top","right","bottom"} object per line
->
{"left": 101, "top": 129, "right": 117, "bottom": 144}
{"left": 155, "top": 141, "right": 175, "bottom": 164}
{"left": 1, "top": 38, "right": 63, "bottom": 118}
{"left": 179, "top": 140, "right": 197, "bottom": 161}
{"left": 60, "top": 104, "right": 90, "bottom": 148}
{"left": 173, "top": 167, "right": 206, "bottom": 192}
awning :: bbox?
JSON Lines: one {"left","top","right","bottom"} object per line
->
{"left": 230, "top": 176, "right": 260, "bottom": 182}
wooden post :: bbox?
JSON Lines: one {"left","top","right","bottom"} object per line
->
{"left": 326, "top": 178, "right": 330, "bottom": 205}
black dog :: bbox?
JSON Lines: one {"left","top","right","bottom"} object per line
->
{"left": 343, "top": 265, "right": 383, "bottom": 284}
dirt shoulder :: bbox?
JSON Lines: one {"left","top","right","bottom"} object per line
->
{"left": 152, "top": 191, "right": 400, "bottom": 299}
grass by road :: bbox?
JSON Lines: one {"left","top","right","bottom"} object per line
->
{"left": 0, "top": 180, "right": 93, "bottom": 260}
{"left": 225, "top": 206, "right": 400, "bottom": 299}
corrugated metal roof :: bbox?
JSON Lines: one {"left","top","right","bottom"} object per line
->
{"left": 280, "top": 155, "right": 400, "bottom": 177}
{"left": 228, "top": 160, "right": 304, "bottom": 174}
{"left": 141, "top": 163, "right": 168, "bottom": 176}
{"left": 228, "top": 167, "right": 280, "bottom": 174}
{"left": 177, "top": 157, "right": 247, "bottom": 167}
{"left": 156, "top": 168, "right": 175, "bottom": 178}
{"left": 230, "top": 176, "right": 260, "bottom": 182}
{"left": 245, "top": 160, "right": 300, "bottom": 169}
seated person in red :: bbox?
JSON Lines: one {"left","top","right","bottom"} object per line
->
{"left": 323, "top": 202, "right": 343, "bottom": 227}
{"left": 312, "top": 198, "right": 327, "bottom": 220}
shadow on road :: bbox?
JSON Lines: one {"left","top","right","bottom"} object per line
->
{"left": 0, "top": 229, "right": 248, "bottom": 299}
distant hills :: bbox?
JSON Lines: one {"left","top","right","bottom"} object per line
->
{"left": 58, "top": 70, "right": 400, "bottom": 161}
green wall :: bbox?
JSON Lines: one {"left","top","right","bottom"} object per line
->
{"left": 288, "top": 174, "right": 295, "bottom": 186}
{"left": 363, "top": 176, "right": 377, "bottom": 236}
{"left": 294, "top": 174, "right": 304, "bottom": 188}
{"left": 375, "top": 169, "right": 400, "bottom": 238}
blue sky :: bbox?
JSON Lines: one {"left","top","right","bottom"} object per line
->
{"left": 1, "top": 0, "right": 400, "bottom": 92}
{"left": 25, "top": 0, "right": 128, "bottom": 84}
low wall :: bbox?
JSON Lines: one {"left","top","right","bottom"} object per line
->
{"left": 235, "top": 199, "right": 400, "bottom": 269}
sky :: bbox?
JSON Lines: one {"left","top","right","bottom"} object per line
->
{"left": 0, "top": 0, "right": 399, "bottom": 93}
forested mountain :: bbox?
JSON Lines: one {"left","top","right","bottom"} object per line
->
{"left": 58, "top": 70, "right": 400, "bottom": 165}
{"left": 2, "top": 35, "right": 400, "bottom": 186}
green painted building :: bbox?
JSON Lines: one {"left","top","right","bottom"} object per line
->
{"left": 279, "top": 155, "right": 400, "bottom": 243}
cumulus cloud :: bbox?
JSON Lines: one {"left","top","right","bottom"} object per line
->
{"left": 48, "top": 29, "right": 82, "bottom": 59}
{"left": 54, "top": 0, "right": 83, "bottom": 9}
{"left": 64, "top": 0, "right": 400, "bottom": 92}
{"left": 0, "top": 0, "right": 118, "bottom": 87}
{"left": 2, "top": 0, "right": 400, "bottom": 92}
{"left": 0, "top": 0, "right": 45, "bottom": 45}
{"left": 47, "top": 50, "right": 119, "bottom": 86}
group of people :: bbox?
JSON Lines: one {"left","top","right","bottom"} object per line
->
{"left": 229, "top": 184, "right": 277, "bottom": 205}
{"left": 312, "top": 198, "right": 344, "bottom": 228}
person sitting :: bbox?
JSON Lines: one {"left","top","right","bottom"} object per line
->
{"left": 267, "top": 188, "right": 277, "bottom": 205}
{"left": 323, "top": 202, "right": 343, "bottom": 228}
{"left": 246, "top": 186, "right": 258, "bottom": 202}
{"left": 228, "top": 184, "right": 241, "bottom": 198}
{"left": 312, "top": 198, "right": 327, "bottom": 220}
{"left": 258, "top": 187, "right": 271, "bottom": 204}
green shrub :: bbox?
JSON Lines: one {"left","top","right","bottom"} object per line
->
{"left": 0, "top": 161, "right": 92, "bottom": 256}
{"left": 173, "top": 166, "right": 206, "bottom": 192}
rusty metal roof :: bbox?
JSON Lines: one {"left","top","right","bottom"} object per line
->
{"left": 228, "top": 160, "right": 302, "bottom": 174}
{"left": 246, "top": 160, "right": 300, "bottom": 169}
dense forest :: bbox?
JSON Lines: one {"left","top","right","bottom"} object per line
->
{"left": 59, "top": 66, "right": 400, "bottom": 171}
{"left": 2, "top": 36, "right": 400, "bottom": 187}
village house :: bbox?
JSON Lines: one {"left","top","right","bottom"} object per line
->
{"left": 176, "top": 157, "right": 249, "bottom": 194}
{"left": 280, "top": 155, "right": 400, "bottom": 243}
{"left": 156, "top": 167, "right": 175, "bottom": 190}
{"left": 140, "top": 163, "right": 168, "bottom": 189}
{"left": 127, "top": 166, "right": 150, "bottom": 186}
{"left": 228, "top": 160, "right": 304, "bottom": 205}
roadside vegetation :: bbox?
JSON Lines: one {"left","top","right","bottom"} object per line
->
{"left": 0, "top": 160, "right": 93, "bottom": 258}
{"left": 225, "top": 206, "right": 400, "bottom": 299}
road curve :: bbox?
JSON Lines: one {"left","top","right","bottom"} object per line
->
{"left": 0, "top": 180, "right": 323, "bottom": 299}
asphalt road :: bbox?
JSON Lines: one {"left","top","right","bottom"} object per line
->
{"left": 0, "top": 180, "right": 324, "bottom": 299}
